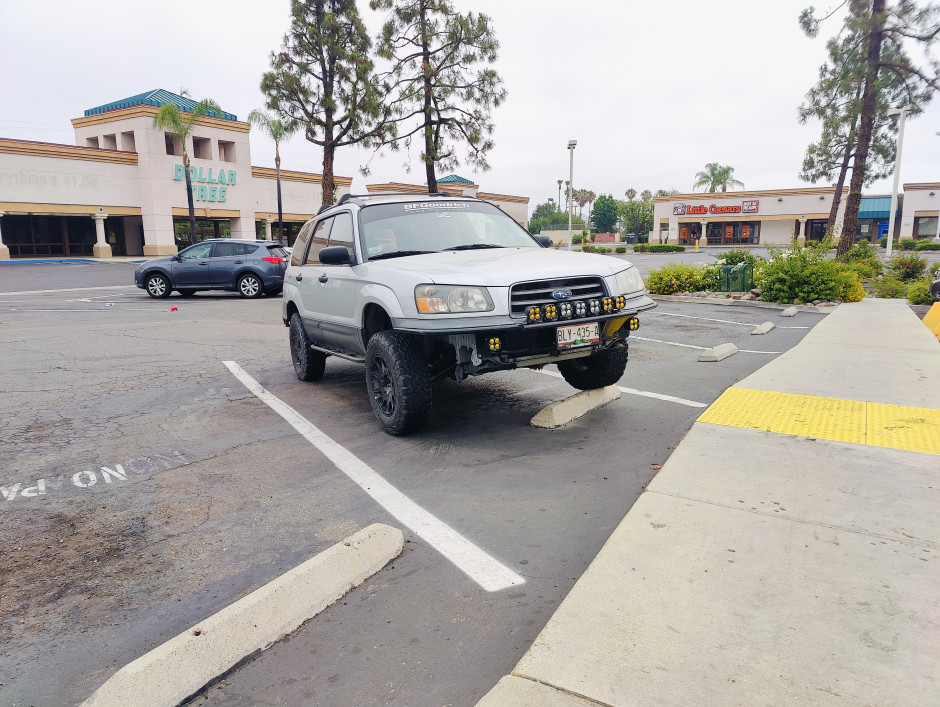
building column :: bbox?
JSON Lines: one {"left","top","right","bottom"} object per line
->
{"left": 797, "top": 218, "right": 807, "bottom": 245}
{"left": 701, "top": 219, "right": 708, "bottom": 245}
{"left": 266, "top": 217, "right": 275, "bottom": 241}
{"left": 92, "top": 214, "right": 112, "bottom": 258}
{"left": 0, "top": 212, "right": 9, "bottom": 260}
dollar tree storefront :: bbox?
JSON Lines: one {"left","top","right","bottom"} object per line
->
{"left": 0, "top": 89, "right": 350, "bottom": 260}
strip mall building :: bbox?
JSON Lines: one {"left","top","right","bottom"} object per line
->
{"left": 653, "top": 184, "right": 940, "bottom": 246}
{"left": 0, "top": 89, "right": 528, "bottom": 260}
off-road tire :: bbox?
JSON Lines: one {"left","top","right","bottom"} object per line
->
{"left": 238, "top": 273, "right": 263, "bottom": 298}
{"left": 365, "top": 331, "right": 432, "bottom": 435}
{"left": 557, "top": 345, "right": 628, "bottom": 390}
{"left": 146, "top": 273, "right": 171, "bottom": 299}
{"left": 289, "top": 313, "right": 325, "bottom": 381}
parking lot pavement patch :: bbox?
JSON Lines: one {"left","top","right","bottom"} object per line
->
{"left": 698, "top": 343, "right": 738, "bottom": 362}
{"left": 223, "top": 360, "right": 525, "bottom": 592}
{"left": 751, "top": 321, "right": 775, "bottom": 335}
{"left": 530, "top": 386, "right": 620, "bottom": 429}
{"left": 81, "top": 523, "right": 404, "bottom": 707}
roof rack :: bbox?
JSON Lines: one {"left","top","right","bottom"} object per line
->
{"left": 316, "top": 191, "right": 469, "bottom": 214}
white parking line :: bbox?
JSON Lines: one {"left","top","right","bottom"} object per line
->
{"left": 536, "top": 369, "right": 707, "bottom": 408}
{"left": 633, "top": 336, "right": 780, "bottom": 355}
{"left": 0, "top": 285, "right": 137, "bottom": 296}
{"left": 651, "top": 311, "right": 810, "bottom": 329}
{"left": 223, "top": 361, "right": 524, "bottom": 593}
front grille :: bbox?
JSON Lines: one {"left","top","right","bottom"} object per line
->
{"left": 509, "top": 276, "right": 607, "bottom": 317}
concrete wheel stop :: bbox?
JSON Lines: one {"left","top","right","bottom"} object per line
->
{"left": 81, "top": 523, "right": 404, "bottom": 707}
{"left": 699, "top": 343, "right": 738, "bottom": 362}
{"left": 531, "top": 386, "right": 621, "bottom": 428}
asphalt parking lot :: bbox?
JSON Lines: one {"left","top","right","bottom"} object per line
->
{"left": 0, "top": 260, "right": 825, "bottom": 706}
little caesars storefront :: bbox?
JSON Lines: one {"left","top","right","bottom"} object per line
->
{"left": 0, "top": 89, "right": 350, "bottom": 259}
{"left": 653, "top": 185, "right": 940, "bottom": 247}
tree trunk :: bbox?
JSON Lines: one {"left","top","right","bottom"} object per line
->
{"left": 828, "top": 135, "right": 854, "bottom": 235}
{"left": 420, "top": 2, "right": 437, "bottom": 193}
{"left": 322, "top": 145, "right": 335, "bottom": 207}
{"left": 275, "top": 148, "right": 284, "bottom": 243}
{"left": 183, "top": 152, "right": 197, "bottom": 245}
{"left": 839, "top": 0, "right": 885, "bottom": 258}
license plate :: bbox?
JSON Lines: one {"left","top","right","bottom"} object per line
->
{"left": 556, "top": 321, "right": 599, "bottom": 348}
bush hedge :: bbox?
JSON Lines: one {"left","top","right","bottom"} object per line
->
{"left": 757, "top": 242, "right": 865, "bottom": 303}
{"left": 646, "top": 263, "right": 719, "bottom": 294}
{"left": 633, "top": 244, "right": 685, "bottom": 253}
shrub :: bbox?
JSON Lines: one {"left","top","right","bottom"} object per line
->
{"left": 905, "top": 278, "right": 934, "bottom": 305}
{"left": 872, "top": 275, "right": 909, "bottom": 299}
{"left": 716, "top": 249, "right": 759, "bottom": 266}
{"left": 633, "top": 243, "right": 650, "bottom": 252}
{"left": 646, "top": 263, "right": 719, "bottom": 294}
{"left": 846, "top": 239, "right": 877, "bottom": 260}
{"left": 757, "top": 242, "right": 864, "bottom": 303}
{"left": 889, "top": 253, "right": 927, "bottom": 281}
{"left": 897, "top": 239, "right": 917, "bottom": 251}
{"left": 844, "top": 259, "right": 882, "bottom": 280}
{"left": 581, "top": 244, "right": 594, "bottom": 253}
{"left": 615, "top": 246, "right": 627, "bottom": 254}
{"left": 879, "top": 236, "right": 887, "bottom": 248}
{"left": 913, "top": 240, "right": 940, "bottom": 251}
{"left": 571, "top": 234, "right": 584, "bottom": 245}
{"left": 648, "top": 244, "right": 685, "bottom": 253}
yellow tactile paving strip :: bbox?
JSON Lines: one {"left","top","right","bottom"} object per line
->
{"left": 698, "top": 388, "right": 940, "bottom": 456}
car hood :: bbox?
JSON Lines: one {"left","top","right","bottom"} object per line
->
{"left": 137, "top": 255, "right": 175, "bottom": 269}
{"left": 370, "top": 248, "right": 635, "bottom": 286}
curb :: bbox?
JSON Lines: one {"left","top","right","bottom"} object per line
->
{"left": 650, "top": 294, "right": 833, "bottom": 313}
{"left": 81, "top": 523, "right": 404, "bottom": 707}
{"left": 531, "top": 386, "right": 620, "bottom": 428}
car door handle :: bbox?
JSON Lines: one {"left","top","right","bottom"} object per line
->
{"left": 199, "top": 262, "right": 208, "bottom": 266}
{"left": 318, "top": 274, "right": 329, "bottom": 283}
{"left": 234, "top": 260, "right": 244, "bottom": 264}
{"left": 295, "top": 273, "right": 303, "bottom": 281}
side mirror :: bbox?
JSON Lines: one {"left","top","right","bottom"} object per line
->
{"left": 171, "top": 254, "right": 181, "bottom": 262}
{"left": 319, "top": 245, "right": 352, "bottom": 265}
{"left": 535, "top": 235, "right": 552, "bottom": 248}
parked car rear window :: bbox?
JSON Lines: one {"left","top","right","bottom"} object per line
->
{"left": 267, "top": 246, "right": 288, "bottom": 258}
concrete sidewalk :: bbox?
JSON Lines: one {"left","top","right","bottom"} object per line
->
{"left": 479, "top": 298, "right": 940, "bottom": 706}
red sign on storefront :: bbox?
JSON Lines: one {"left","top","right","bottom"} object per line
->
{"left": 742, "top": 200, "right": 759, "bottom": 214}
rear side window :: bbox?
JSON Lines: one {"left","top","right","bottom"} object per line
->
{"left": 304, "top": 218, "right": 333, "bottom": 265}
{"left": 215, "top": 242, "right": 258, "bottom": 257}
{"left": 291, "top": 221, "right": 314, "bottom": 266}
{"left": 267, "top": 246, "right": 288, "bottom": 258}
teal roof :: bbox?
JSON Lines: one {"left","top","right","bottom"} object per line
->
{"left": 438, "top": 174, "right": 474, "bottom": 184}
{"left": 84, "top": 89, "right": 237, "bottom": 121}
{"left": 858, "top": 196, "right": 893, "bottom": 220}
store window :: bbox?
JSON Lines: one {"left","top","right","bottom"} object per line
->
{"left": 915, "top": 216, "right": 938, "bottom": 238}
{"left": 193, "top": 136, "right": 211, "bottom": 160}
{"left": 219, "top": 140, "right": 236, "bottom": 162}
{"left": 165, "top": 134, "right": 182, "bottom": 156}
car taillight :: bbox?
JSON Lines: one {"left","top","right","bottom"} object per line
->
{"left": 262, "top": 257, "right": 283, "bottom": 264}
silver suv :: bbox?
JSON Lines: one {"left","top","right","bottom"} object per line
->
{"left": 282, "top": 193, "right": 655, "bottom": 434}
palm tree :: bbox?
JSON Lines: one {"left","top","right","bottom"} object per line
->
{"left": 625, "top": 188, "right": 637, "bottom": 201}
{"left": 564, "top": 180, "right": 571, "bottom": 213}
{"left": 248, "top": 109, "right": 299, "bottom": 244}
{"left": 693, "top": 163, "right": 745, "bottom": 193}
{"left": 640, "top": 189, "right": 652, "bottom": 202}
{"left": 557, "top": 179, "right": 563, "bottom": 212}
{"left": 153, "top": 90, "right": 224, "bottom": 245}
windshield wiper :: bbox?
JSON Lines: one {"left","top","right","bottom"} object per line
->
{"left": 368, "top": 250, "right": 434, "bottom": 261}
{"left": 444, "top": 244, "right": 505, "bottom": 251}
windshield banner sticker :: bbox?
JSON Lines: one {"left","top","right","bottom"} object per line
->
{"left": 403, "top": 202, "right": 471, "bottom": 211}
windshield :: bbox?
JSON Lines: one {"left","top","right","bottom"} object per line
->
{"left": 359, "top": 200, "right": 538, "bottom": 260}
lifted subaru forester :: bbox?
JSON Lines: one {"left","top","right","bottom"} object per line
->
{"left": 282, "top": 192, "right": 656, "bottom": 435}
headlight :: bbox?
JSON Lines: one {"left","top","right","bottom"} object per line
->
{"left": 615, "top": 267, "right": 645, "bottom": 295}
{"left": 415, "top": 284, "right": 494, "bottom": 313}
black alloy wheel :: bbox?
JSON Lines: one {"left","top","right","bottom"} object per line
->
{"left": 365, "top": 331, "right": 432, "bottom": 435}
{"left": 146, "top": 273, "right": 171, "bottom": 299}
{"left": 289, "top": 313, "right": 325, "bottom": 381}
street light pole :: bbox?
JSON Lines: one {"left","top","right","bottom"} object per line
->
{"left": 935, "top": 132, "right": 940, "bottom": 244}
{"left": 884, "top": 105, "right": 913, "bottom": 259}
{"left": 567, "top": 140, "right": 577, "bottom": 251}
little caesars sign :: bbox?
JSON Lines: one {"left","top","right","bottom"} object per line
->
{"left": 674, "top": 200, "right": 760, "bottom": 216}
{"left": 173, "top": 165, "right": 236, "bottom": 203}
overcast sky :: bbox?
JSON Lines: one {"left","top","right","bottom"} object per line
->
{"left": 1, "top": 0, "right": 938, "bottom": 215}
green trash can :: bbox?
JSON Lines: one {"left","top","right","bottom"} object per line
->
{"left": 719, "top": 263, "right": 754, "bottom": 292}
